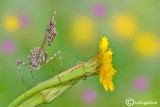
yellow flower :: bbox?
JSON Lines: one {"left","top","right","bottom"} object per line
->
{"left": 97, "top": 36, "right": 116, "bottom": 91}
{"left": 112, "top": 14, "right": 137, "bottom": 38}
{"left": 70, "top": 16, "right": 95, "bottom": 46}
{"left": 99, "top": 36, "right": 109, "bottom": 53}
{"left": 4, "top": 16, "right": 19, "bottom": 31}
{"left": 133, "top": 32, "right": 159, "bottom": 57}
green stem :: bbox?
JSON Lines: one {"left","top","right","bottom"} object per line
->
{"left": 8, "top": 60, "right": 98, "bottom": 107}
{"left": 18, "top": 79, "right": 80, "bottom": 107}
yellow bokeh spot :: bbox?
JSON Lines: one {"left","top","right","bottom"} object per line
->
{"left": 112, "top": 14, "right": 137, "bottom": 38}
{"left": 134, "top": 32, "right": 159, "bottom": 57}
{"left": 4, "top": 16, "right": 19, "bottom": 31}
{"left": 70, "top": 16, "right": 95, "bottom": 46}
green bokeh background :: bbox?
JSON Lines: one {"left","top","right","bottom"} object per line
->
{"left": 0, "top": 0, "right": 160, "bottom": 107}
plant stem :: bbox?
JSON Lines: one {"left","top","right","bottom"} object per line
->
{"left": 18, "top": 79, "right": 80, "bottom": 107}
{"left": 8, "top": 60, "right": 98, "bottom": 107}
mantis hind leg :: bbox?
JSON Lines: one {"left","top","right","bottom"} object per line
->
{"left": 49, "top": 60, "right": 61, "bottom": 83}
{"left": 16, "top": 60, "right": 26, "bottom": 96}
{"left": 16, "top": 60, "right": 40, "bottom": 96}
{"left": 30, "top": 68, "right": 36, "bottom": 86}
{"left": 45, "top": 51, "right": 62, "bottom": 83}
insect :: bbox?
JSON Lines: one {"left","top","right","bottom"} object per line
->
{"left": 16, "top": 11, "right": 62, "bottom": 94}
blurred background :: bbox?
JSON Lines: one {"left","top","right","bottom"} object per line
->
{"left": 0, "top": 0, "right": 160, "bottom": 107}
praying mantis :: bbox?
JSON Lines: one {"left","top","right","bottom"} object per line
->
{"left": 16, "top": 11, "right": 62, "bottom": 94}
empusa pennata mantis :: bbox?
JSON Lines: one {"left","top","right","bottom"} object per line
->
{"left": 16, "top": 11, "right": 62, "bottom": 95}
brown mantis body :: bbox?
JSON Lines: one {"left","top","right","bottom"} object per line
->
{"left": 16, "top": 11, "right": 62, "bottom": 94}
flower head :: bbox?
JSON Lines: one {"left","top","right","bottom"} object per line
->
{"left": 4, "top": 15, "right": 19, "bottom": 31}
{"left": 97, "top": 36, "right": 116, "bottom": 91}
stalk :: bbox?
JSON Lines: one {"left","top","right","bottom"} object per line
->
{"left": 8, "top": 59, "right": 98, "bottom": 107}
{"left": 18, "top": 79, "right": 80, "bottom": 107}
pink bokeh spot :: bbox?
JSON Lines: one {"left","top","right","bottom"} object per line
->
{"left": 2, "top": 40, "right": 14, "bottom": 54}
{"left": 134, "top": 77, "right": 147, "bottom": 91}
{"left": 19, "top": 14, "right": 30, "bottom": 27}
{"left": 83, "top": 89, "right": 96, "bottom": 104}
{"left": 94, "top": 3, "right": 106, "bottom": 17}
